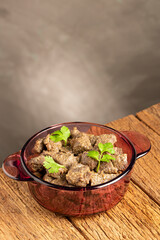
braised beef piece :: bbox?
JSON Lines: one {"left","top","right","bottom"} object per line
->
{"left": 80, "top": 152, "right": 97, "bottom": 170}
{"left": 113, "top": 147, "right": 123, "bottom": 155}
{"left": 70, "top": 127, "right": 81, "bottom": 138}
{"left": 96, "top": 147, "right": 124, "bottom": 174}
{"left": 94, "top": 134, "right": 117, "bottom": 147}
{"left": 32, "top": 138, "right": 44, "bottom": 154}
{"left": 43, "top": 173, "right": 72, "bottom": 186}
{"left": 43, "top": 173, "right": 54, "bottom": 182}
{"left": 60, "top": 146, "right": 72, "bottom": 153}
{"left": 112, "top": 154, "right": 128, "bottom": 171}
{"left": 47, "top": 167, "right": 68, "bottom": 179}
{"left": 54, "top": 152, "right": 78, "bottom": 168}
{"left": 70, "top": 132, "right": 92, "bottom": 155}
{"left": 44, "top": 134, "right": 62, "bottom": 152}
{"left": 28, "top": 155, "right": 45, "bottom": 172}
{"left": 90, "top": 172, "right": 119, "bottom": 186}
{"left": 41, "top": 150, "right": 57, "bottom": 159}
{"left": 88, "top": 134, "right": 97, "bottom": 146}
{"left": 51, "top": 178, "right": 73, "bottom": 187}
{"left": 98, "top": 161, "right": 118, "bottom": 174}
{"left": 33, "top": 171, "right": 43, "bottom": 178}
{"left": 42, "top": 150, "right": 78, "bottom": 169}
{"left": 66, "top": 164, "right": 91, "bottom": 187}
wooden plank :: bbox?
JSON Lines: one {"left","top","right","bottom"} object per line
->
{"left": 107, "top": 114, "right": 160, "bottom": 204}
{"left": 70, "top": 181, "right": 160, "bottom": 240}
{"left": 0, "top": 169, "right": 85, "bottom": 240}
{"left": 136, "top": 103, "right": 160, "bottom": 135}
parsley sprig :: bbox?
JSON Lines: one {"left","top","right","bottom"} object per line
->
{"left": 43, "top": 156, "right": 65, "bottom": 173}
{"left": 50, "top": 126, "right": 70, "bottom": 146}
{"left": 87, "top": 142, "right": 115, "bottom": 172}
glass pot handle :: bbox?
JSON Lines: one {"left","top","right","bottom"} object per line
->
{"left": 121, "top": 131, "right": 151, "bottom": 159}
{"left": 2, "top": 151, "right": 33, "bottom": 181}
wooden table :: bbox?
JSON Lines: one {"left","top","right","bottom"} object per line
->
{"left": 0, "top": 103, "right": 160, "bottom": 240}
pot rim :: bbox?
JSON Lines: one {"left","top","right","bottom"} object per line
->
{"left": 20, "top": 122, "right": 136, "bottom": 191}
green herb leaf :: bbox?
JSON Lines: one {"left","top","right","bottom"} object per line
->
{"left": 101, "top": 154, "right": 115, "bottom": 162}
{"left": 50, "top": 134, "right": 63, "bottom": 142}
{"left": 43, "top": 156, "right": 65, "bottom": 173}
{"left": 50, "top": 126, "right": 71, "bottom": 145}
{"left": 105, "top": 148, "right": 115, "bottom": 154}
{"left": 60, "top": 126, "right": 71, "bottom": 143}
{"left": 98, "top": 143, "right": 104, "bottom": 153}
{"left": 51, "top": 130, "right": 62, "bottom": 135}
{"left": 87, "top": 151, "right": 99, "bottom": 161}
{"left": 98, "top": 142, "right": 115, "bottom": 154}
{"left": 88, "top": 141, "right": 116, "bottom": 172}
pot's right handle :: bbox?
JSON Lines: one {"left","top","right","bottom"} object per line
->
{"left": 121, "top": 131, "right": 151, "bottom": 159}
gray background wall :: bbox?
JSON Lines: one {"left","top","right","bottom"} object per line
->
{"left": 0, "top": 0, "right": 160, "bottom": 164}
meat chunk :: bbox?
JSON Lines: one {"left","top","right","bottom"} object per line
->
{"left": 98, "top": 161, "right": 118, "bottom": 174}
{"left": 33, "top": 171, "right": 43, "bottom": 178}
{"left": 66, "top": 164, "right": 91, "bottom": 187}
{"left": 32, "top": 138, "right": 44, "bottom": 154}
{"left": 112, "top": 154, "right": 128, "bottom": 171}
{"left": 70, "top": 133, "right": 92, "bottom": 154}
{"left": 43, "top": 173, "right": 54, "bottom": 183}
{"left": 51, "top": 178, "right": 73, "bottom": 187}
{"left": 88, "top": 134, "right": 97, "bottom": 146}
{"left": 60, "top": 146, "right": 72, "bottom": 153}
{"left": 41, "top": 150, "right": 78, "bottom": 169}
{"left": 90, "top": 172, "right": 119, "bottom": 186}
{"left": 80, "top": 152, "right": 97, "bottom": 170}
{"left": 28, "top": 155, "right": 45, "bottom": 172}
{"left": 42, "top": 150, "right": 57, "bottom": 160}
{"left": 48, "top": 167, "right": 68, "bottom": 179}
{"left": 95, "top": 134, "right": 117, "bottom": 147}
{"left": 113, "top": 147, "right": 123, "bottom": 155}
{"left": 97, "top": 147, "right": 123, "bottom": 173}
{"left": 70, "top": 127, "right": 81, "bottom": 138}
{"left": 71, "top": 127, "right": 97, "bottom": 147}
{"left": 54, "top": 152, "right": 78, "bottom": 169}
{"left": 43, "top": 173, "right": 73, "bottom": 186}
{"left": 43, "top": 134, "right": 62, "bottom": 153}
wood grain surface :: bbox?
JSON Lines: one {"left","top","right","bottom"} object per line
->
{"left": 0, "top": 103, "right": 160, "bottom": 240}
{"left": 136, "top": 103, "right": 160, "bottom": 135}
{"left": 0, "top": 170, "right": 85, "bottom": 240}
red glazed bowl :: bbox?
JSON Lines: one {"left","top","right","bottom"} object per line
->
{"left": 2, "top": 122, "right": 151, "bottom": 216}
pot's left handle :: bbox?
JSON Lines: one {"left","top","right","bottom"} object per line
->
{"left": 2, "top": 151, "right": 33, "bottom": 181}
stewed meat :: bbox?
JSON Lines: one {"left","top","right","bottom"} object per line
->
{"left": 32, "top": 138, "right": 44, "bottom": 154}
{"left": 43, "top": 173, "right": 54, "bottom": 182}
{"left": 113, "top": 147, "right": 123, "bottom": 155}
{"left": 98, "top": 161, "right": 118, "bottom": 174}
{"left": 54, "top": 152, "right": 78, "bottom": 168}
{"left": 90, "top": 172, "right": 119, "bottom": 186}
{"left": 66, "top": 164, "right": 91, "bottom": 187}
{"left": 43, "top": 173, "right": 71, "bottom": 186}
{"left": 70, "top": 127, "right": 81, "bottom": 138}
{"left": 28, "top": 155, "right": 45, "bottom": 172}
{"left": 112, "top": 154, "right": 128, "bottom": 171}
{"left": 95, "top": 134, "right": 117, "bottom": 147}
{"left": 44, "top": 134, "right": 62, "bottom": 152}
{"left": 88, "top": 134, "right": 97, "bottom": 146}
{"left": 80, "top": 152, "right": 97, "bottom": 170}
{"left": 47, "top": 167, "right": 68, "bottom": 179}
{"left": 70, "top": 132, "right": 92, "bottom": 154}
{"left": 29, "top": 126, "right": 128, "bottom": 187}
